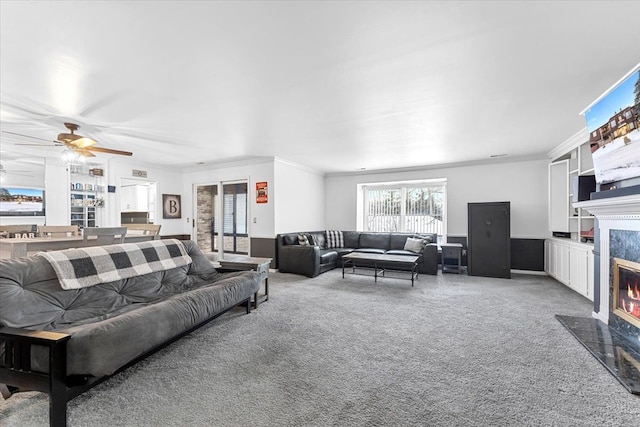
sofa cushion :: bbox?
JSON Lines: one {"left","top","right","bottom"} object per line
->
{"left": 310, "top": 231, "right": 326, "bottom": 248}
{"left": 389, "top": 233, "right": 414, "bottom": 250}
{"left": 283, "top": 234, "right": 298, "bottom": 245}
{"left": 319, "top": 249, "right": 338, "bottom": 264}
{"left": 359, "top": 233, "right": 390, "bottom": 250}
{"left": 386, "top": 249, "right": 423, "bottom": 258}
{"left": 354, "top": 248, "right": 385, "bottom": 255}
{"left": 325, "top": 230, "right": 344, "bottom": 248}
{"left": 342, "top": 231, "right": 360, "bottom": 248}
{"left": 334, "top": 248, "right": 355, "bottom": 258}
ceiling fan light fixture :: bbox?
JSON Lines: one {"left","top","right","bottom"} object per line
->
{"left": 61, "top": 147, "right": 86, "bottom": 164}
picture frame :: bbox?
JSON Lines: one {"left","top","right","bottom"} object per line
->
{"left": 256, "top": 181, "right": 268, "bottom": 204}
{"left": 162, "top": 194, "right": 182, "bottom": 219}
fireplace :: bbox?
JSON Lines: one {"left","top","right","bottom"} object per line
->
{"left": 613, "top": 258, "right": 640, "bottom": 330}
{"left": 560, "top": 193, "right": 640, "bottom": 394}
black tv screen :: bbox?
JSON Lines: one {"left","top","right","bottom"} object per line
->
{"left": 0, "top": 187, "right": 45, "bottom": 216}
{"left": 584, "top": 66, "right": 640, "bottom": 185}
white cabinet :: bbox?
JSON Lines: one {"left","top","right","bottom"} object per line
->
{"left": 548, "top": 131, "right": 595, "bottom": 243}
{"left": 69, "top": 163, "right": 105, "bottom": 228}
{"left": 546, "top": 238, "right": 593, "bottom": 300}
{"left": 547, "top": 129, "right": 595, "bottom": 301}
{"left": 120, "top": 185, "right": 149, "bottom": 212}
{"left": 549, "top": 160, "right": 570, "bottom": 232}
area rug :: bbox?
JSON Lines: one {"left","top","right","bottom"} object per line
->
{"left": 2, "top": 270, "right": 640, "bottom": 426}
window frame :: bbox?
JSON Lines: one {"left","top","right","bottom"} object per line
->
{"left": 357, "top": 178, "right": 447, "bottom": 243}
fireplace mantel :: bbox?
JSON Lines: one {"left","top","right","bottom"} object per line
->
{"left": 574, "top": 194, "right": 640, "bottom": 219}
{"left": 574, "top": 193, "right": 640, "bottom": 324}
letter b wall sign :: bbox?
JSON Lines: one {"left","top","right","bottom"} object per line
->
{"left": 162, "top": 194, "right": 182, "bottom": 219}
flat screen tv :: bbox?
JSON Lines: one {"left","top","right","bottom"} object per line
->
{"left": 583, "top": 64, "right": 640, "bottom": 185}
{"left": 0, "top": 187, "right": 45, "bottom": 216}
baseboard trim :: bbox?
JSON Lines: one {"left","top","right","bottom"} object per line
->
{"left": 511, "top": 269, "right": 548, "bottom": 276}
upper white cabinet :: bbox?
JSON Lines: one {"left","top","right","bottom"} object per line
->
{"left": 549, "top": 160, "right": 569, "bottom": 232}
{"left": 547, "top": 129, "right": 595, "bottom": 243}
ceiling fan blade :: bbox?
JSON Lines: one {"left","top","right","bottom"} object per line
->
{"left": 85, "top": 146, "right": 133, "bottom": 156}
{"left": 11, "top": 143, "right": 60, "bottom": 147}
{"left": 75, "top": 148, "right": 96, "bottom": 158}
{"left": 70, "top": 137, "right": 98, "bottom": 148}
{"left": 1, "top": 130, "right": 58, "bottom": 143}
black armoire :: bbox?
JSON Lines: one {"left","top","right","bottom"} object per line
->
{"left": 467, "top": 202, "right": 511, "bottom": 278}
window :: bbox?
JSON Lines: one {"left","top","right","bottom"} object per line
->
{"left": 358, "top": 179, "right": 446, "bottom": 241}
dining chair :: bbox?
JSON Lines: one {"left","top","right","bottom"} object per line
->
{"left": 122, "top": 224, "right": 161, "bottom": 236}
{"left": 39, "top": 225, "right": 80, "bottom": 238}
{"left": 82, "top": 227, "right": 127, "bottom": 246}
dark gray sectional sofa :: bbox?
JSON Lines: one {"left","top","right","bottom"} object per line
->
{"left": 277, "top": 231, "right": 438, "bottom": 278}
{"left": 0, "top": 240, "right": 261, "bottom": 426}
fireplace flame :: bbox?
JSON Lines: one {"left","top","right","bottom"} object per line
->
{"left": 621, "top": 280, "right": 640, "bottom": 316}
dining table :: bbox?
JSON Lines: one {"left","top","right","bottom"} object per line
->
{"left": 0, "top": 234, "right": 159, "bottom": 259}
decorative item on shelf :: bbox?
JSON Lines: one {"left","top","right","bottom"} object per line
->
{"left": 95, "top": 198, "right": 105, "bottom": 207}
{"left": 75, "top": 183, "right": 83, "bottom": 191}
{"left": 85, "top": 184, "right": 92, "bottom": 192}
{"left": 89, "top": 168, "right": 104, "bottom": 176}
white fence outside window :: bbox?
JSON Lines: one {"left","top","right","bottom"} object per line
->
{"left": 361, "top": 180, "right": 446, "bottom": 239}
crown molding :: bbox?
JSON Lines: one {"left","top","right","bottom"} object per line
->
{"left": 547, "top": 128, "right": 588, "bottom": 161}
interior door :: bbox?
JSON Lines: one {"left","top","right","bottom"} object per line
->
{"left": 222, "top": 182, "right": 248, "bottom": 254}
{"left": 468, "top": 202, "right": 511, "bottom": 278}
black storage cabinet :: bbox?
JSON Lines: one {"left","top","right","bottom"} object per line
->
{"left": 467, "top": 202, "right": 511, "bottom": 278}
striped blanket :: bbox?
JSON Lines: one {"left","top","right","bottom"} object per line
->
{"left": 39, "top": 239, "right": 192, "bottom": 290}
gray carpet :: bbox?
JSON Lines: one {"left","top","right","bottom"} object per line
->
{"left": 3, "top": 270, "right": 640, "bottom": 426}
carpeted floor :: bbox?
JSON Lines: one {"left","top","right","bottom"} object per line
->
{"left": 3, "top": 270, "right": 640, "bottom": 426}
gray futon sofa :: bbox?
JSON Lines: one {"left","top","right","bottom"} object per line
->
{"left": 0, "top": 239, "right": 261, "bottom": 427}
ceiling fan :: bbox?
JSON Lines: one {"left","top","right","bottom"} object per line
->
{"left": 3, "top": 122, "right": 133, "bottom": 158}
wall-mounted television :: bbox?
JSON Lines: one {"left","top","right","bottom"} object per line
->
{"left": 0, "top": 187, "right": 45, "bottom": 216}
{"left": 583, "top": 64, "right": 640, "bottom": 185}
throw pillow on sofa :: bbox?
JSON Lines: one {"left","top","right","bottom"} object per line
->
{"left": 298, "top": 233, "right": 315, "bottom": 246}
{"left": 404, "top": 237, "right": 425, "bottom": 253}
{"left": 325, "top": 230, "right": 344, "bottom": 248}
{"left": 415, "top": 234, "right": 434, "bottom": 244}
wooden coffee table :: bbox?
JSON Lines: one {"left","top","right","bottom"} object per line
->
{"left": 218, "top": 255, "right": 272, "bottom": 308}
{"left": 341, "top": 252, "right": 420, "bottom": 286}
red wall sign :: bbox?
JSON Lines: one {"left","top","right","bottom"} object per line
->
{"left": 256, "top": 181, "right": 268, "bottom": 203}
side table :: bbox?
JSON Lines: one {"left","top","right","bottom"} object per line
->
{"left": 218, "top": 255, "right": 272, "bottom": 309}
{"left": 441, "top": 243, "right": 463, "bottom": 274}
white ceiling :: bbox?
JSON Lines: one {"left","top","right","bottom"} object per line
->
{"left": 1, "top": 1, "right": 639, "bottom": 174}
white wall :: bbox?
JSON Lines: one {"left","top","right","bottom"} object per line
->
{"left": 44, "top": 158, "right": 69, "bottom": 225}
{"left": 274, "top": 158, "right": 325, "bottom": 234}
{"left": 325, "top": 159, "right": 549, "bottom": 238}
{"left": 183, "top": 159, "right": 276, "bottom": 239}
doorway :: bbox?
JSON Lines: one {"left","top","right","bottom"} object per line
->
{"left": 120, "top": 178, "right": 157, "bottom": 225}
{"left": 195, "top": 181, "right": 248, "bottom": 257}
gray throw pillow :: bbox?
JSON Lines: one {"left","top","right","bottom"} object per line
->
{"left": 298, "top": 233, "right": 315, "bottom": 246}
{"left": 404, "top": 237, "right": 425, "bottom": 253}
